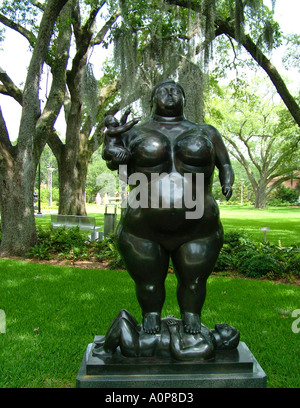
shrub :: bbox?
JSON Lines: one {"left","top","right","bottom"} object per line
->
{"left": 26, "top": 226, "right": 89, "bottom": 260}
{"left": 92, "top": 234, "right": 125, "bottom": 269}
{"left": 273, "top": 186, "right": 299, "bottom": 204}
{"left": 214, "top": 251, "right": 234, "bottom": 271}
{"left": 223, "top": 231, "right": 247, "bottom": 249}
{"left": 25, "top": 226, "right": 299, "bottom": 280}
{"left": 288, "top": 253, "right": 300, "bottom": 276}
{"left": 214, "top": 230, "right": 299, "bottom": 280}
{"left": 239, "top": 254, "right": 285, "bottom": 279}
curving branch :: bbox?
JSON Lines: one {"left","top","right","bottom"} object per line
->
{"left": 29, "top": 0, "right": 45, "bottom": 11}
{"left": 0, "top": 12, "right": 36, "bottom": 47}
{"left": 222, "top": 132, "right": 258, "bottom": 190}
{"left": 92, "top": 9, "right": 120, "bottom": 46}
{"left": 266, "top": 174, "right": 300, "bottom": 194}
{"left": 214, "top": 18, "right": 300, "bottom": 128}
{"left": 0, "top": 106, "right": 15, "bottom": 166}
{"left": 0, "top": 67, "right": 23, "bottom": 105}
{"left": 18, "top": 0, "right": 69, "bottom": 147}
{"left": 35, "top": 1, "right": 73, "bottom": 157}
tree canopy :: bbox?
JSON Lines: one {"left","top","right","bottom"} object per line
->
{"left": 207, "top": 78, "right": 300, "bottom": 207}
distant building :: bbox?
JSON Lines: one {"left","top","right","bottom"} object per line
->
{"left": 268, "top": 175, "right": 299, "bottom": 190}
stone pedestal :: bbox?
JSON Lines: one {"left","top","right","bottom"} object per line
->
{"left": 76, "top": 340, "right": 267, "bottom": 388}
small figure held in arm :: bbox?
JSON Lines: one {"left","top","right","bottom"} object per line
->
{"left": 103, "top": 107, "right": 141, "bottom": 170}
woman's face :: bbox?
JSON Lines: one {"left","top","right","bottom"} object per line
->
{"left": 153, "top": 84, "right": 184, "bottom": 117}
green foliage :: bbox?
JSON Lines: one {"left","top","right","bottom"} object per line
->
{"left": 0, "top": 0, "right": 40, "bottom": 32}
{"left": 239, "top": 254, "right": 284, "bottom": 279}
{"left": 26, "top": 226, "right": 125, "bottom": 268}
{"left": 91, "top": 234, "right": 125, "bottom": 269}
{"left": 207, "top": 78, "right": 300, "bottom": 208}
{"left": 26, "top": 226, "right": 88, "bottom": 260}
{"left": 35, "top": 145, "right": 59, "bottom": 190}
{"left": 26, "top": 225, "right": 299, "bottom": 280}
{"left": 38, "top": 186, "right": 59, "bottom": 206}
{"left": 214, "top": 230, "right": 299, "bottom": 281}
{"left": 272, "top": 186, "right": 299, "bottom": 204}
{"left": 86, "top": 148, "right": 118, "bottom": 202}
{"left": 282, "top": 34, "right": 300, "bottom": 72}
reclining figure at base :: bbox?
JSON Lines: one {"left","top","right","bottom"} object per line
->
{"left": 92, "top": 310, "right": 240, "bottom": 361}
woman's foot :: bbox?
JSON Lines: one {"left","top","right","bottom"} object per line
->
{"left": 143, "top": 312, "right": 161, "bottom": 334}
{"left": 182, "top": 312, "right": 201, "bottom": 334}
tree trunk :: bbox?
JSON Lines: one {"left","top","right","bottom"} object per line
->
{"left": 58, "top": 152, "right": 89, "bottom": 215}
{"left": 0, "top": 155, "right": 36, "bottom": 256}
{"left": 254, "top": 183, "right": 267, "bottom": 209}
{"left": 0, "top": 0, "right": 69, "bottom": 256}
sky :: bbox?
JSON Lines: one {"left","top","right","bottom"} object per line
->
{"left": 0, "top": 0, "right": 300, "bottom": 141}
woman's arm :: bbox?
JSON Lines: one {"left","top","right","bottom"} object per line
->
{"left": 209, "top": 126, "right": 234, "bottom": 200}
{"left": 167, "top": 320, "right": 213, "bottom": 361}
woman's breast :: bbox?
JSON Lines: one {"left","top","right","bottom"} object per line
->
{"left": 175, "top": 130, "right": 215, "bottom": 167}
{"left": 129, "top": 133, "right": 170, "bottom": 167}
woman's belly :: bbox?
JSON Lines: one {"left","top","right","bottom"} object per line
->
{"left": 118, "top": 173, "right": 222, "bottom": 249}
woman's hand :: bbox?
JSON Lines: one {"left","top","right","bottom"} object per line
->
{"left": 222, "top": 184, "right": 232, "bottom": 201}
{"left": 112, "top": 148, "right": 131, "bottom": 165}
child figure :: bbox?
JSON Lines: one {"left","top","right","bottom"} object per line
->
{"left": 102, "top": 107, "right": 141, "bottom": 170}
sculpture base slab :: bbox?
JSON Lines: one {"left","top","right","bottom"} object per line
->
{"left": 76, "top": 341, "right": 267, "bottom": 388}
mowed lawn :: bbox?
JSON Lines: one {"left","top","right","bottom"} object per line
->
{"left": 0, "top": 259, "right": 299, "bottom": 388}
{"left": 35, "top": 204, "right": 300, "bottom": 246}
{"left": 220, "top": 206, "right": 299, "bottom": 246}
{"left": 0, "top": 205, "right": 299, "bottom": 388}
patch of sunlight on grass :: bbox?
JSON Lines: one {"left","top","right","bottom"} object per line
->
{"left": 3, "top": 279, "right": 27, "bottom": 288}
{"left": 79, "top": 293, "right": 95, "bottom": 301}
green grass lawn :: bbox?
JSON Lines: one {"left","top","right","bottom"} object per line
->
{"left": 219, "top": 205, "right": 300, "bottom": 246}
{"left": 35, "top": 204, "right": 300, "bottom": 246}
{"left": 0, "top": 258, "right": 299, "bottom": 388}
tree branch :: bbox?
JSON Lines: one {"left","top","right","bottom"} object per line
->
{"left": 92, "top": 9, "right": 120, "bottom": 46}
{"left": 29, "top": 0, "right": 45, "bottom": 11}
{"left": 266, "top": 174, "right": 300, "bottom": 194}
{"left": 0, "top": 13, "right": 36, "bottom": 47}
{"left": 165, "top": 0, "right": 300, "bottom": 127}
{"left": 0, "top": 106, "right": 15, "bottom": 166}
{"left": 46, "top": 129, "right": 64, "bottom": 163}
{"left": 214, "top": 18, "right": 300, "bottom": 128}
{"left": 35, "top": 1, "right": 73, "bottom": 157}
{"left": 67, "top": 4, "right": 101, "bottom": 90}
{"left": 0, "top": 106, "right": 10, "bottom": 146}
{"left": 222, "top": 132, "right": 258, "bottom": 190}
{"left": 0, "top": 67, "right": 23, "bottom": 105}
{"left": 18, "top": 0, "right": 69, "bottom": 149}
{"left": 237, "top": 130, "right": 262, "bottom": 174}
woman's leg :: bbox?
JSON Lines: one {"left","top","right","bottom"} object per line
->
{"left": 117, "top": 229, "right": 169, "bottom": 334}
{"left": 171, "top": 231, "right": 223, "bottom": 334}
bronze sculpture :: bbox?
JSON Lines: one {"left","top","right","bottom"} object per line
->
{"left": 103, "top": 79, "right": 234, "bottom": 335}
{"left": 75, "top": 80, "right": 268, "bottom": 388}
{"left": 92, "top": 309, "right": 239, "bottom": 361}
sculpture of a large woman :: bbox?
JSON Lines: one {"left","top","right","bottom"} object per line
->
{"left": 102, "top": 79, "right": 234, "bottom": 336}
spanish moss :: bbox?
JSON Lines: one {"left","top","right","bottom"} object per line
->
{"left": 80, "top": 62, "right": 99, "bottom": 126}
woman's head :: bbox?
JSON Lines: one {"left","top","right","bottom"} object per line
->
{"left": 150, "top": 79, "right": 185, "bottom": 117}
